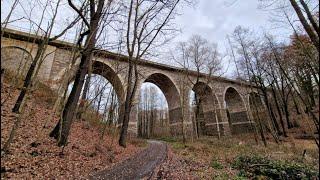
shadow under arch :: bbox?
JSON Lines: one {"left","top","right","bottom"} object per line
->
{"left": 66, "top": 60, "right": 125, "bottom": 103}
{"left": 91, "top": 61, "right": 125, "bottom": 102}
{"left": 1, "top": 46, "right": 33, "bottom": 77}
{"left": 224, "top": 86, "right": 253, "bottom": 134}
{"left": 192, "top": 82, "right": 222, "bottom": 136}
{"left": 143, "top": 73, "right": 182, "bottom": 135}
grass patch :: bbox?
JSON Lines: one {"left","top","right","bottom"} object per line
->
{"left": 210, "top": 159, "right": 223, "bottom": 169}
{"left": 213, "top": 172, "right": 230, "bottom": 180}
{"left": 164, "top": 136, "right": 318, "bottom": 179}
{"left": 156, "top": 136, "right": 178, "bottom": 143}
{"left": 232, "top": 155, "right": 319, "bottom": 179}
{"left": 128, "top": 138, "right": 148, "bottom": 147}
{"left": 171, "top": 142, "right": 187, "bottom": 150}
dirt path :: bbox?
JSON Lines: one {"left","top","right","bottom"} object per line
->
{"left": 89, "top": 140, "right": 167, "bottom": 180}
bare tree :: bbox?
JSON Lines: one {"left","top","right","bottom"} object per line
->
{"left": 118, "top": 0, "right": 183, "bottom": 147}
{"left": 12, "top": 0, "right": 80, "bottom": 113}
{"left": 1, "top": 0, "right": 19, "bottom": 37}
{"left": 288, "top": 0, "right": 319, "bottom": 51}
{"left": 173, "top": 34, "right": 222, "bottom": 139}
{"left": 50, "top": 0, "right": 112, "bottom": 147}
{"left": 2, "top": 0, "right": 80, "bottom": 155}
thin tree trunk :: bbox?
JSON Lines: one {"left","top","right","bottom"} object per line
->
{"left": 12, "top": 42, "right": 47, "bottom": 113}
{"left": 299, "top": 0, "right": 320, "bottom": 37}
{"left": 283, "top": 99, "right": 293, "bottom": 129}
{"left": 270, "top": 85, "right": 288, "bottom": 137}
{"left": 12, "top": 0, "right": 67, "bottom": 113}
{"left": 50, "top": 0, "right": 106, "bottom": 146}
{"left": 262, "top": 89, "right": 281, "bottom": 135}
{"left": 77, "top": 72, "right": 91, "bottom": 119}
{"left": 119, "top": 58, "right": 134, "bottom": 147}
{"left": 289, "top": 0, "right": 319, "bottom": 51}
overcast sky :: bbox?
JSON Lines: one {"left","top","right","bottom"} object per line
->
{"left": 161, "top": 0, "right": 296, "bottom": 77}
{"left": 174, "top": 0, "right": 273, "bottom": 48}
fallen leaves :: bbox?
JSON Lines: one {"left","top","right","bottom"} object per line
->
{"left": 154, "top": 148, "right": 216, "bottom": 180}
{"left": 1, "top": 82, "right": 143, "bottom": 179}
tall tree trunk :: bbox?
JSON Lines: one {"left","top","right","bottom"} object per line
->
{"left": 77, "top": 71, "right": 91, "bottom": 119}
{"left": 293, "top": 96, "right": 301, "bottom": 115}
{"left": 57, "top": 54, "right": 91, "bottom": 145}
{"left": 261, "top": 89, "right": 282, "bottom": 135}
{"left": 12, "top": 42, "right": 47, "bottom": 113}
{"left": 119, "top": 59, "right": 134, "bottom": 147}
{"left": 252, "top": 102, "right": 267, "bottom": 146}
{"left": 50, "top": 0, "right": 106, "bottom": 145}
{"left": 11, "top": 0, "right": 66, "bottom": 113}
{"left": 283, "top": 99, "right": 293, "bottom": 129}
{"left": 270, "top": 85, "right": 288, "bottom": 137}
{"left": 289, "top": 0, "right": 319, "bottom": 51}
{"left": 54, "top": 19, "right": 100, "bottom": 146}
{"left": 299, "top": 0, "right": 320, "bottom": 37}
{"left": 96, "top": 87, "right": 103, "bottom": 115}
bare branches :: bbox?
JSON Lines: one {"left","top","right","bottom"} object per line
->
{"left": 67, "top": 0, "right": 90, "bottom": 28}
{"left": 288, "top": 0, "right": 319, "bottom": 51}
{"left": 118, "top": 0, "right": 183, "bottom": 147}
{"left": 49, "top": 16, "right": 81, "bottom": 41}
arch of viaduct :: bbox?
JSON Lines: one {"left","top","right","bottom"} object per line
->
{"left": 1, "top": 29, "right": 266, "bottom": 138}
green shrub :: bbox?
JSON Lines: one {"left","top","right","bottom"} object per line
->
{"left": 172, "top": 143, "right": 185, "bottom": 150}
{"left": 232, "top": 174, "right": 247, "bottom": 180}
{"left": 157, "top": 136, "right": 178, "bottom": 143}
{"left": 213, "top": 172, "right": 229, "bottom": 180}
{"left": 232, "top": 155, "right": 319, "bottom": 179}
{"left": 210, "top": 159, "right": 223, "bottom": 169}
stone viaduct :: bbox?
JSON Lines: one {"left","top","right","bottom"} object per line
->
{"left": 1, "top": 28, "right": 266, "bottom": 138}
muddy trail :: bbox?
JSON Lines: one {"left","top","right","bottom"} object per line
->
{"left": 89, "top": 140, "right": 167, "bottom": 180}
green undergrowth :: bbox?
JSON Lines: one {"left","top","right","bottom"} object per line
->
{"left": 213, "top": 173, "right": 246, "bottom": 180}
{"left": 232, "top": 155, "right": 319, "bottom": 179}
{"left": 210, "top": 159, "right": 224, "bottom": 169}
{"left": 161, "top": 135, "right": 319, "bottom": 179}
{"left": 156, "top": 136, "right": 179, "bottom": 143}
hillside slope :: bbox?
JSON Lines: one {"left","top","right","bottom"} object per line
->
{"left": 1, "top": 78, "right": 144, "bottom": 179}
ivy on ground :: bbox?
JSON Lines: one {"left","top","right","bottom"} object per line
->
{"left": 232, "top": 155, "right": 319, "bottom": 179}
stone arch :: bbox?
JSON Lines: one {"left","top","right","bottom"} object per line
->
{"left": 142, "top": 73, "right": 182, "bottom": 135}
{"left": 224, "top": 86, "right": 252, "bottom": 134}
{"left": 1, "top": 46, "right": 33, "bottom": 77}
{"left": 192, "top": 82, "right": 221, "bottom": 136}
{"left": 66, "top": 60, "right": 125, "bottom": 103}
{"left": 91, "top": 61, "right": 125, "bottom": 102}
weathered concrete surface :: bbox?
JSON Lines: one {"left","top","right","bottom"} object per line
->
{"left": 1, "top": 28, "right": 267, "bottom": 137}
